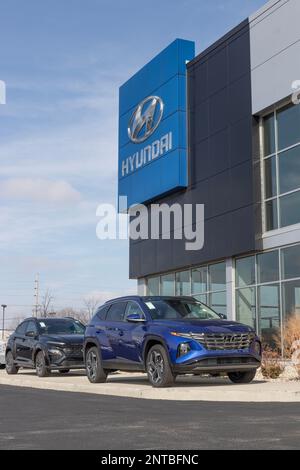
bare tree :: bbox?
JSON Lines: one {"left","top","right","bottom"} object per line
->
{"left": 83, "top": 297, "right": 101, "bottom": 320}
{"left": 38, "top": 289, "right": 54, "bottom": 318}
{"left": 55, "top": 307, "right": 89, "bottom": 325}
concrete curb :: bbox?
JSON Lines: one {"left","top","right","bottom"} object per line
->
{"left": 1, "top": 370, "right": 300, "bottom": 402}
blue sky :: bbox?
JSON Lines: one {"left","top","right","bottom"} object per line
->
{"left": 0, "top": 0, "right": 267, "bottom": 326}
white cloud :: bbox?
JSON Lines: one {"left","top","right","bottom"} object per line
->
{"left": 0, "top": 177, "right": 81, "bottom": 204}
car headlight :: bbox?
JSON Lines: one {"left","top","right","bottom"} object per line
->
{"left": 171, "top": 332, "right": 196, "bottom": 339}
{"left": 48, "top": 348, "right": 64, "bottom": 357}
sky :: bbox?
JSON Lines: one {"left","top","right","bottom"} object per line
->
{"left": 0, "top": 0, "right": 267, "bottom": 327}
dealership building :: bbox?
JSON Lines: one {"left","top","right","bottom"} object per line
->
{"left": 118, "top": 0, "right": 300, "bottom": 345}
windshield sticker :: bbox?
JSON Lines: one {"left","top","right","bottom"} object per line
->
{"left": 39, "top": 322, "right": 46, "bottom": 328}
{"left": 145, "top": 302, "right": 156, "bottom": 310}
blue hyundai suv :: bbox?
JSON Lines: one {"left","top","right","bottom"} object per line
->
{"left": 84, "top": 296, "right": 261, "bottom": 388}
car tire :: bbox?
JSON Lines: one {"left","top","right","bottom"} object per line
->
{"left": 59, "top": 369, "right": 70, "bottom": 374}
{"left": 5, "top": 351, "right": 19, "bottom": 375}
{"left": 85, "top": 346, "right": 107, "bottom": 384}
{"left": 35, "top": 351, "right": 50, "bottom": 377}
{"left": 0, "top": 364, "right": 6, "bottom": 370}
{"left": 146, "top": 344, "right": 175, "bottom": 388}
{"left": 227, "top": 369, "right": 257, "bottom": 384}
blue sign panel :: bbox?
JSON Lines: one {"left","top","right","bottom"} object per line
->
{"left": 118, "top": 39, "right": 195, "bottom": 210}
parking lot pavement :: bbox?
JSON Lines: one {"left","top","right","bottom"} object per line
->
{"left": 0, "top": 384, "right": 299, "bottom": 449}
{"left": 0, "top": 369, "right": 300, "bottom": 402}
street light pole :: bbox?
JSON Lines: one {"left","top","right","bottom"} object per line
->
{"left": 1, "top": 305, "right": 7, "bottom": 340}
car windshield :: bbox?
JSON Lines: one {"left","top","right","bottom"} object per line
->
{"left": 144, "top": 299, "right": 221, "bottom": 321}
{"left": 38, "top": 319, "right": 85, "bottom": 335}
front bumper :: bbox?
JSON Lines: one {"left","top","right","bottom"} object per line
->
{"left": 173, "top": 355, "right": 261, "bottom": 374}
{"left": 47, "top": 348, "right": 84, "bottom": 370}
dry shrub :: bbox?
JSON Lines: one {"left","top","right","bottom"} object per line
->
{"left": 274, "top": 314, "right": 300, "bottom": 358}
{"left": 261, "top": 348, "right": 284, "bottom": 379}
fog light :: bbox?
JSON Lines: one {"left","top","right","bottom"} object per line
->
{"left": 48, "top": 348, "right": 63, "bottom": 357}
{"left": 178, "top": 343, "right": 191, "bottom": 357}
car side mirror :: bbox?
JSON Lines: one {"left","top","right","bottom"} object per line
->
{"left": 126, "top": 313, "right": 146, "bottom": 323}
{"left": 26, "top": 330, "right": 37, "bottom": 338}
{"left": 218, "top": 313, "right": 227, "bottom": 320}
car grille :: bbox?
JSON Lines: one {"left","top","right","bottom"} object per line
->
{"left": 193, "top": 333, "right": 255, "bottom": 351}
{"left": 63, "top": 344, "right": 83, "bottom": 357}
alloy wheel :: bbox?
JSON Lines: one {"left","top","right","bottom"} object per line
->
{"left": 147, "top": 350, "right": 164, "bottom": 384}
{"left": 86, "top": 350, "right": 98, "bottom": 381}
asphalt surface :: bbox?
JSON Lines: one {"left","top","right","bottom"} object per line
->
{"left": 0, "top": 385, "right": 299, "bottom": 450}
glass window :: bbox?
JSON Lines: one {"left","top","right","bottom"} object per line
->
{"left": 194, "top": 294, "right": 207, "bottom": 304}
{"left": 281, "top": 245, "right": 300, "bottom": 280}
{"left": 38, "top": 318, "right": 85, "bottom": 334}
{"left": 236, "top": 256, "right": 255, "bottom": 287}
{"left": 125, "top": 301, "right": 145, "bottom": 320}
{"left": 280, "top": 191, "right": 300, "bottom": 228}
{"left": 147, "top": 277, "right": 159, "bottom": 296}
{"left": 15, "top": 321, "right": 28, "bottom": 336}
{"left": 265, "top": 199, "right": 278, "bottom": 231}
{"left": 263, "top": 113, "right": 275, "bottom": 156}
{"left": 145, "top": 298, "right": 221, "bottom": 321}
{"left": 96, "top": 305, "right": 109, "bottom": 321}
{"left": 258, "top": 284, "right": 280, "bottom": 345}
{"left": 106, "top": 302, "right": 127, "bottom": 322}
{"left": 191, "top": 267, "right": 207, "bottom": 295}
{"left": 257, "top": 251, "right": 279, "bottom": 284}
{"left": 279, "top": 145, "right": 300, "bottom": 194}
{"left": 160, "top": 274, "right": 175, "bottom": 296}
{"left": 209, "top": 291, "right": 227, "bottom": 316}
{"left": 209, "top": 262, "right": 226, "bottom": 291}
{"left": 175, "top": 270, "right": 190, "bottom": 296}
{"left": 277, "top": 103, "right": 300, "bottom": 151}
{"left": 265, "top": 156, "right": 277, "bottom": 198}
{"left": 236, "top": 288, "right": 256, "bottom": 329}
{"left": 26, "top": 321, "right": 38, "bottom": 335}
{"left": 282, "top": 279, "right": 300, "bottom": 319}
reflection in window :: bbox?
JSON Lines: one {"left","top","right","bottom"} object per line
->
{"left": 257, "top": 251, "right": 279, "bottom": 284}
{"left": 279, "top": 145, "right": 300, "bottom": 194}
{"left": 282, "top": 279, "right": 300, "bottom": 319}
{"left": 280, "top": 191, "right": 300, "bottom": 228}
{"left": 191, "top": 267, "right": 207, "bottom": 295}
{"left": 147, "top": 277, "right": 160, "bottom": 296}
{"left": 175, "top": 271, "right": 190, "bottom": 296}
{"left": 258, "top": 284, "right": 280, "bottom": 346}
{"left": 281, "top": 245, "right": 300, "bottom": 280}
{"left": 209, "top": 291, "right": 227, "bottom": 316}
{"left": 277, "top": 103, "right": 300, "bottom": 151}
{"left": 236, "top": 256, "right": 255, "bottom": 287}
{"left": 209, "top": 262, "right": 226, "bottom": 291}
{"left": 263, "top": 104, "right": 300, "bottom": 232}
{"left": 160, "top": 274, "right": 175, "bottom": 296}
{"left": 236, "top": 288, "right": 256, "bottom": 329}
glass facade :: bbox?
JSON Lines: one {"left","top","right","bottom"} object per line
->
{"left": 146, "top": 243, "right": 300, "bottom": 351}
{"left": 146, "top": 262, "right": 227, "bottom": 315}
{"left": 263, "top": 103, "right": 300, "bottom": 231}
{"left": 236, "top": 243, "right": 300, "bottom": 347}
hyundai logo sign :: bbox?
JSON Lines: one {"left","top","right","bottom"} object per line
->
{"left": 128, "top": 96, "right": 164, "bottom": 144}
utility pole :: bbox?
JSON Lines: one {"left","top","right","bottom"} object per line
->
{"left": 1, "top": 305, "right": 7, "bottom": 340}
{"left": 34, "top": 274, "right": 40, "bottom": 317}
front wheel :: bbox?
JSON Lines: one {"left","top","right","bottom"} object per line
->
{"left": 227, "top": 369, "right": 257, "bottom": 384}
{"left": 85, "top": 347, "right": 107, "bottom": 384}
{"left": 5, "top": 351, "right": 19, "bottom": 375}
{"left": 146, "top": 344, "right": 175, "bottom": 388}
{"left": 35, "top": 351, "right": 50, "bottom": 377}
